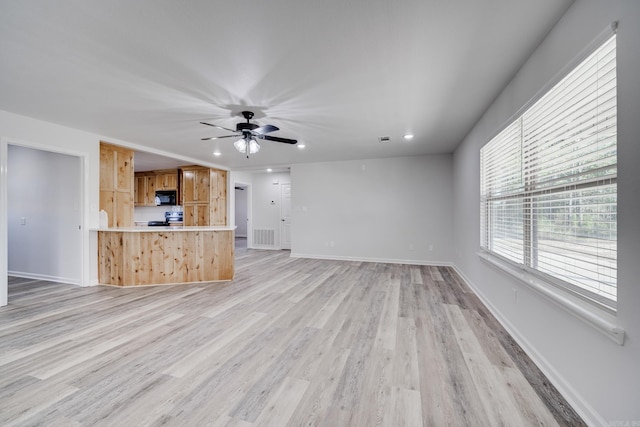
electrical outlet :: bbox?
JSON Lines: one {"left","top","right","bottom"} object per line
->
{"left": 20, "top": 217, "right": 26, "bottom": 225}
{"left": 428, "top": 244, "right": 433, "bottom": 251}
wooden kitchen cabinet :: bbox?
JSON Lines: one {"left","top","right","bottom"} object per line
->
{"left": 134, "top": 173, "right": 155, "bottom": 206}
{"left": 182, "top": 167, "right": 210, "bottom": 203}
{"left": 210, "top": 198, "right": 226, "bottom": 226}
{"left": 181, "top": 169, "right": 196, "bottom": 204}
{"left": 100, "top": 142, "right": 134, "bottom": 227}
{"left": 183, "top": 203, "right": 209, "bottom": 226}
{"left": 134, "top": 169, "right": 177, "bottom": 206}
{"left": 181, "top": 166, "right": 227, "bottom": 226}
{"left": 157, "top": 172, "right": 177, "bottom": 190}
{"left": 211, "top": 169, "right": 227, "bottom": 226}
{"left": 134, "top": 175, "right": 146, "bottom": 205}
{"left": 145, "top": 175, "right": 157, "bottom": 204}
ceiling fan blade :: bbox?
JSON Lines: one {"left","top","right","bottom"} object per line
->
{"left": 260, "top": 135, "right": 298, "bottom": 144}
{"left": 201, "top": 135, "right": 241, "bottom": 141}
{"left": 200, "top": 122, "right": 238, "bottom": 133}
{"left": 252, "top": 124, "right": 279, "bottom": 135}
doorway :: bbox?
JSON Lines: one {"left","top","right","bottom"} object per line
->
{"left": 2, "top": 144, "right": 83, "bottom": 305}
{"left": 234, "top": 184, "right": 249, "bottom": 253}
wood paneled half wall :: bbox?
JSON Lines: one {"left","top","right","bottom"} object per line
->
{"left": 98, "top": 229, "right": 234, "bottom": 286}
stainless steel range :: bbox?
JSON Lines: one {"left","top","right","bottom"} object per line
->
{"left": 165, "top": 211, "right": 183, "bottom": 224}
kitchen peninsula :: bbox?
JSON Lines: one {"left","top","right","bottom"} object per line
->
{"left": 97, "top": 226, "right": 234, "bottom": 286}
{"left": 98, "top": 142, "right": 233, "bottom": 286}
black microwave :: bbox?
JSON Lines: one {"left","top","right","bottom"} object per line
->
{"left": 155, "top": 190, "right": 177, "bottom": 206}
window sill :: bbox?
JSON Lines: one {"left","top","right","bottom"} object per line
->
{"left": 477, "top": 250, "right": 625, "bottom": 345}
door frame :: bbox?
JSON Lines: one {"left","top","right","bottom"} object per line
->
{"left": 233, "top": 180, "right": 252, "bottom": 249}
{"left": 280, "top": 183, "right": 291, "bottom": 250}
{"left": 1, "top": 137, "right": 88, "bottom": 307}
{"left": 234, "top": 184, "right": 249, "bottom": 238}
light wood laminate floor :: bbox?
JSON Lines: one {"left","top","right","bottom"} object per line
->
{"left": 1, "top": 249, "right": 584, "bottom": 426}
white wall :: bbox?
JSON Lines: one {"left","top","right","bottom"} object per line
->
{"left": 0, "top": 109, "right": 102, "bottom": 305}
{"left": 134, "top": 206, "right": 171, "bottom": 223}
{"left": 228, "top": 170, "right": 289, "bottom": 247}
{"left": 452, "top": 1, "right": 640, "bottom": 425}
{"left": 291, "top": 155, "right": 453, "bottom": 264}
{"left": 8, "top": 145, "right": 82, "bottom": 284}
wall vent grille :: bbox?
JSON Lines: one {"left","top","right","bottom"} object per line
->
{"left": 253, "top": 228, "right": 275, "bottom": 246}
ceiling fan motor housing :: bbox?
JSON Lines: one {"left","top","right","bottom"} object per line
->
{"left": 236, "top": 122, "right": 259, "bottom": 132}
{"left": 238, "top": 123, "right": 258, "bottom": 140}
{"left": 201, "top": 110, "right": 297, "bottom": 146}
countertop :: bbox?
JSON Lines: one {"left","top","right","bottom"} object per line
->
{"left": 92, "top": 226, "right": 236, "bottom": 232}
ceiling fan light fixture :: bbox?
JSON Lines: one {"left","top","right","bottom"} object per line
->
{"left": 234, "top": 137, "right": 261, "bottom": 154}
{"left": 248, "top": 139, "right": 261, "bottom": 154}
{"left": 233, "top": 138, "right": 247, "bottom": 153}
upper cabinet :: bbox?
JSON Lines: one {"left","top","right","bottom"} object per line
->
{"left": 157, "top": 171, "right": 177, "bottom": 191}
{"left": 134, "top": 175, "right": 149, "bottom": 206}
{"left": 134, "top": 169, "right": 178, "bottom": 206}
{"left": 100, "top": 142, "right": 134, "bottom": 227}
{"left": 129, "top": 161, "right": 227, "bottom": 226}
{"left": 181, "top": 166, "right": 227, "bottom": 226}
{"left": 210, "top": 167, "right": 227, "bottom": 226}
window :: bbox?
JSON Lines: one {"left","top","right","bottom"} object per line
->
{"left": 480, "top": 35, "right": 617, "bottom": 310}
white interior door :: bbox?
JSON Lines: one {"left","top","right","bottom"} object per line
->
{"left": 280, "top": 183, "right": 291, "bottom": 250}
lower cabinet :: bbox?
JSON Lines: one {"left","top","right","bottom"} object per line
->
{"left": 183, "top": 203, "right": 210, "bottom": 227}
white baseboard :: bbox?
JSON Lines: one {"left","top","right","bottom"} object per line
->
{"left": 8, "top": 271, "right": 81, "bottom": 286}
{"left": 250, "top": 245, "right": 281, "bottom": 250}
{"left": 451, "top": 264, "right": 607, "bottom": 427}
{"left": 290, "top": 252, "right": 453, "bottom": 267}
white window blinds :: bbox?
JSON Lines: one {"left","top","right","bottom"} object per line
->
{"left": 480, "top": 35, "right": 617, "bottom": 309}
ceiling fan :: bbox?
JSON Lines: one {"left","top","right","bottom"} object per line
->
{"left": 200, "top": 111, "right": 297, "bottom": 157}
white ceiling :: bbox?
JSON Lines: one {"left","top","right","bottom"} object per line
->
{"left": 0, "top": 0, "right": 573, "bottom": 170}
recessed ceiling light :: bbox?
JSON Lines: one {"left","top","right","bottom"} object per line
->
{"left": 267, "top": 168, "right": 273, "bottom": 172}
{"left": 403, "top": 134, "right": 414, "bottom": 140}
{"left": 298, "top": 144, "right": 306, "bottom": 149}
{"left": 213, "top": 151, "right": 222, "bottom": 156}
